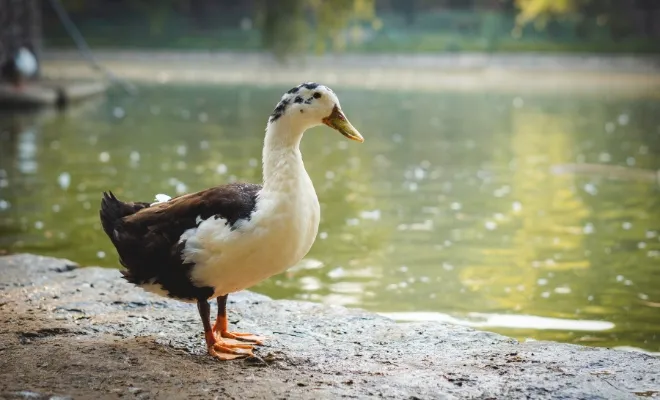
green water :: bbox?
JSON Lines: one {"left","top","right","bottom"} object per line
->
{"left": 1, "top": 84, "right": 659, "bottom": 352}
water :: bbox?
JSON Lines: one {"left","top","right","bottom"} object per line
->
{"left": 1, "top": 84, "right": 659, "bottom": 352}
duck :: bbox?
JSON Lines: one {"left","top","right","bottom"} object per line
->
{"left": 100, "top": 82, "right": 364, "bottom": 360}
{"left": 1, "top": 47, "right": 38, "bottom": 90}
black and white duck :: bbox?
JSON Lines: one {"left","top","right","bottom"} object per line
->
{"left": 100, "top": 82, "right": 364, "bottom": 360}
{"left": 1, "top": 47, "right": 38, "bottom": 90}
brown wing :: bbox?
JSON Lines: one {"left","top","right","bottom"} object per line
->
{"left": 100, "top": 182, "right": 261, "bottom": 300}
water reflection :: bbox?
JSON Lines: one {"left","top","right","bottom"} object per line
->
{"left": 0, "top": 84, "right": 659, "bottom": 352}
{"left": 381, "top": 311, "right": 616, "bottom": 331}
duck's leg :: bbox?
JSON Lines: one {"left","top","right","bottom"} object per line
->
{"left": 213, "top": 295, "right": 265, "bottom": 344}
{"left": 196, "top": 299, "right": 253, "bottom": 360}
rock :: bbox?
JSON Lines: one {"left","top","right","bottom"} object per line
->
{"left": 0, "top": 254, "right": 658, "bottom": 399}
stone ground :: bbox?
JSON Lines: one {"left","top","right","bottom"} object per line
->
{"left": 0, "top": 254, "right": 658, "bottom": 399}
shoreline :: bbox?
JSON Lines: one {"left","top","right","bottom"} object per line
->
{"left": 1, "top": 253, "right": 658, "bottom": 399}
{"left": 40, "top": 49, "right": 660, "bottom": 94}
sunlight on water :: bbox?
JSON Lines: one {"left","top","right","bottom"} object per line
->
{"left": 1, "top": 83, "right": 659, "bottom": 352}
{"left": 380, "top": 312, "right": 615, "bottom": 331}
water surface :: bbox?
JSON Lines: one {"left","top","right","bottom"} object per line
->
{"left": 1, "top": 84, "right": 659, "bottom": 352}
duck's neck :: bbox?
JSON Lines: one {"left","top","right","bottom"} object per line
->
{"left": 261, "top": 119, "right": 308, "bottom": 194}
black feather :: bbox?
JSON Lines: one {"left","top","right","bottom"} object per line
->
{"left": 99, "top": 183, "right": 261, "bottom": 301}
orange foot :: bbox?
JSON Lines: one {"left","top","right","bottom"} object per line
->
{"left": 208, "top": 341, "right": 253, "bottom": 361}
{"left": 213, "top": 314, "right": 265, "bottom": 345}
{"left": 205, "top": 331, "right": 253, "bottom": 361}
{"left": 218, "top": 330, "right": 265, "bottom": 344}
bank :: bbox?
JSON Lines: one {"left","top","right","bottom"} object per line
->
{"left": 0, "top": 254, "right": 658, "bottom": 399}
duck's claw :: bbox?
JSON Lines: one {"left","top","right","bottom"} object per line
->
{"left": 208, "top": 342, "right": 252, "bottom": 361}
{"left": 204, "top": 329, "right": 254, "bottom": 361}
{"left": 219, "top": 331, "right": 265, "bottom": 344}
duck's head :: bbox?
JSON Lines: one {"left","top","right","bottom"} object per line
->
{"left": 268, "top": 82, "right": 364, "bottom": 143}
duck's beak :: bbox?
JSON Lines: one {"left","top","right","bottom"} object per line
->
{"left": 322, "top": 106, "right": 364, "bottom": 143}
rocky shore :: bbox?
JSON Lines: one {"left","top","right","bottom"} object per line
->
{"left": 1, "top": 254, "right": 658, "bottom": 399}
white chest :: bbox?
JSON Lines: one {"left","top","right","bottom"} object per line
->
{"left": 184, "top": 174, "right": 320, "bottom": 298}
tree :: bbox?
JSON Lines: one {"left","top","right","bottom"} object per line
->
{"left": 512, "top": 0, "right": 650, "bottom": 40}
{"left": 513, "top": 0, "right": 580, "bottom": 32}
{"left": 255, "top": 0, "right": 377, "bottom": 59}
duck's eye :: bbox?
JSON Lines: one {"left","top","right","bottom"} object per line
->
{"left": 313, "top": 92, "right": 322, "bottom": 99}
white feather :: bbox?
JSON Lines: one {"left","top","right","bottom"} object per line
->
{"left": 151, "top": 193, "right": 172, "bottom": 206}
{"left": 186, "top": 116, "right": 321, "bottom": 298}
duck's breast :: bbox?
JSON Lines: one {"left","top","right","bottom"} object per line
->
{"left": 186, "top": 183, "right": 320, "bottom": 297}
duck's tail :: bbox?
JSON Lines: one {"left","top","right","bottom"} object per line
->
{"left": 99, "top": 191, "right": 152, "bottom": 246}
{"left": 100, "top": 192, "right": 134, "bottom": 238}
{"left": 99, "top": 191, "right": 151, "bottom": 279}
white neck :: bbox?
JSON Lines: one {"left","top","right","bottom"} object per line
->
{"left": 261, "top": 118, "right": 308, "bottom": 193}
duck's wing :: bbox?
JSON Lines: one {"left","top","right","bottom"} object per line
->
{"left": 123, "top": 182, "right": 261, "bottom": 231}
{"left": 101, "top": 182, "right": 261, "bottom": 299}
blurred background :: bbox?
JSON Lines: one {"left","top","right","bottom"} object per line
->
{"left": 1, "top": 0, "right": 659, "bottom": 354}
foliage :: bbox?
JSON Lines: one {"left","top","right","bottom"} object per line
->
{"left": 511, "top": 0, "right": 653, "bottom": 40}
{"left": 130, "top": 0, "right": 180, "bottom": 35}
{"left": 59, "top": 0, "right": 378, "bottom": 58}
{"left": 255, "top": 0, "right": 309, "bottom": 59}
{"left": 512, "top": 0, "right": 581, "bottom": 36}
{"left": 255, "top": 0, "right": 378, "bottom": 59}
{"left": 49, "top": 0, "right": 658, "bottom": 56}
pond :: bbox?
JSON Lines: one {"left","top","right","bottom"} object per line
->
{"left": 1, "top": 83, "right": 659, "bottom": 353}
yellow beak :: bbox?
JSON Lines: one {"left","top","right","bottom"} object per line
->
{"left": 322, "top": 106, "right": 364, "bottom": 143}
